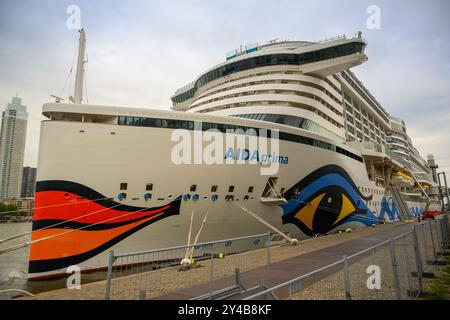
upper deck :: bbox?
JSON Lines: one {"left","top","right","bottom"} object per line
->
{"left": 41, "top": 102, "right": 365, "bottom": 164}
{"left": 171, "top": 36, "right": 367, "bottom": 107}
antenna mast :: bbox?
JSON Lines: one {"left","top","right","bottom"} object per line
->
{"left": 73, "top": 28, "right": 86, "bottom": 104}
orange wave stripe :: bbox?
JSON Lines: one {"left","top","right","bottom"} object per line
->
{"left": 29, "top": 213, "right": 163, "bottom": 261}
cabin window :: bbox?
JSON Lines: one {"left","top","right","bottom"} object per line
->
{"left": 146, "top": 183, "right": 153, "bottom": 191}
{"left": 248, "top": 186, "right": 254, "bottom": 193}
{"left": 228, "top": 186, "right": 235, "bottom": 192}
{"left": 211, "top": 185, "right": 218, "bottom": 192}
{"left": 190, "top": 185, "right": 197, "bottom": 192}
{"left": 120, "top": 183, "right": 128, "bottom": 191}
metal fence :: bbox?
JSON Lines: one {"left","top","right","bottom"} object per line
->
{"left": 105, "top": 233, "right": 271, "bottom": 300}
{"left": 245, "top": 216, "right": 450, "bottom": 300}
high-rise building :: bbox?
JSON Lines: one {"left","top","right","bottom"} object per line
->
{"left": 21, "top": 166, "right": 37, "bottom": 198}
{"left": 0, "top": 96, "right": 28, "bottom": 201}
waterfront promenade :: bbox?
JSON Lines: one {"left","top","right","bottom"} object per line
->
{"left": 22, "top": 221, "right": 415, "bottom": 300}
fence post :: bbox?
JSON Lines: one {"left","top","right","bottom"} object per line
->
{"left": 429, "top": 222, "right": 437, "bottom": 262}
{"left": 235, "top": 268, "right": 242, "bottom": 290}
{"left": 419, "top": 225, "right": 429, "bottom": 266}
{"left": 444, "top": 216, "right": 450, "bottom": 248}
{"left": 441, "top": 218, "right": 447, "bottom": 249}
{"left": 343, "top": 255, "right": 351, "bottom": 300}
{"left": 267, "top": 231, "right": 271, "bottom": 279}
{"left": 446, "top": 215, "right": 450, "bottom": 241}
{"left": 390, "top": 239, "right": 401, "bottom": 300}
{"left": 435, "top": 220, "right": 444, "bottom": 257}
{"left": 439, "top": 218, "right": 448, "bottom": 252}
{"left": 104, "top": 250, "right": 115, "bottom": 300}
{"left": 208, "top": 243, "right": 214, "bottom": 300}
{"left": 411, "top": 225, "right": 423, "bottom": 294}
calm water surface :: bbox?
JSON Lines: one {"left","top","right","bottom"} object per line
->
{"left": 0, "top": 222, "right": 106, "bottom": 299}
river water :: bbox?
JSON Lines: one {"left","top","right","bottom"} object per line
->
{"left": 0, "top": 222, "right": 106, "bottom": 299}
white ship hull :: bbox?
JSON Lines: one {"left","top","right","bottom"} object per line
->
{"left": 28, "top": 112, "right": 439, "bottom": 279}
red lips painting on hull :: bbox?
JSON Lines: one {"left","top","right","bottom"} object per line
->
{"left": 28, "top": 180, "right": 181, "bottom": 276}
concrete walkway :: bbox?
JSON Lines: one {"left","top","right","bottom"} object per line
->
{"left": 22, "top": 221, "right": 415, "bottom": 300}
{"left": 158, "top": 222, "right": 414, "bottom": 299}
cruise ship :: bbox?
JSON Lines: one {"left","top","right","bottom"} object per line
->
{"left": 28, "top": 30, "right": 441, "bottom": 279}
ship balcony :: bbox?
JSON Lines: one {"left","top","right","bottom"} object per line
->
{"left": 346, "top": 140, "right": 385, "bottom": 159}
{"left": 391, "top": 175, "right": 414, "bottom": 187}
{"left": 401, "top": 191, "right": 423, "bottom": 197}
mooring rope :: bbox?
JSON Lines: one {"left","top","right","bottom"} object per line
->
{"left": 186, "top": 204, "right": 212, "bottom": 261}
{"left": 0, "top": 200, "right": 130, "bottom": 245}
{"left": 0, "top": 204, "right": 155, "bottom": 256}
{"left": 234, "top": 202, "right": 298, "bottom": 244}
{"left": 182, "top": 205, "right": 197, "bottom": 264}
{"left": 0, "top": 196, "right": 110, "bottom": 215}
{"left": 0, "top": 289, "right": 35, "bottom": 297}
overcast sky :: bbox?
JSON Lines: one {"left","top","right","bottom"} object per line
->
{"left": 0, "top": 0, "right": 449, "bottom": 177}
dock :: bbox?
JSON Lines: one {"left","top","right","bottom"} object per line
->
{"left": 21, "top": 221, "right": 417, "bottom": 300}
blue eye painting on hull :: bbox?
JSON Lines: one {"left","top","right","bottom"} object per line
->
{"left": 280, "top": 165, "right": 379, "bottom": 236}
